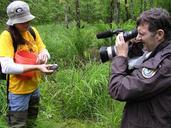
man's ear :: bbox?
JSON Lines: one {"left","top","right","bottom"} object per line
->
{"left": 156, "top": 29, "right": 165, "bottom": 41}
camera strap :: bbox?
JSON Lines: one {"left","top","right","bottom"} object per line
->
{"left": 128, "top": 51, "right": 151, "bottom": 70}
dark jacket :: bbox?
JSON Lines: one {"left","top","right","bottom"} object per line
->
{"left": 109, "top": 41, "right": 171, "bottom": 128}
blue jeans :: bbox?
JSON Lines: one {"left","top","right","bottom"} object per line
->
{"left": 7, "top": 89, "right": 40, "bottom": 127}
{"left": 8, "top": 89, "right": 40, "bottom": 111}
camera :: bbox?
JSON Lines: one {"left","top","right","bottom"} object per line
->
{"left": 47, "top": 64, "right": 58, "bottom": 71}
{"left": 96, "top": 29, "right": 138, "bottom": 63}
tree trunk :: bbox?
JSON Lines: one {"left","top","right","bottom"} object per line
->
{"left": 113, "top": 0, "right": 120, "bottom": 24}
{"left": 109, "top": 0, "right": 114, "bottom": 28}
{"left": 144, "top": 0, "right": 147, "bottom": 11}
{"left": 150, "top": 0, "right": 154, "bottom": 8}
{"left": 140, "top": 0, "right": 143, "bottom": 13}
{"left": 130, "top": 0, "right": 134, "bottom": 20}
{"left": 125, "top": 0, "right": 129, "bottom": 21}
{"left": 64, "top": 4, "right": 69, "bottom": 28}
{"left": 75, "top": 0, "right": 80, "bottom": 28}
{"left": 86, "top": 1, "right": 90, "bottom": 23}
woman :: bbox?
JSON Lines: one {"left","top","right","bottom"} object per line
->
{"left": 0, "top": 1, "right": 55, "bottom": 127}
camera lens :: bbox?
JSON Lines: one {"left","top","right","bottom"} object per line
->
{"left": 99, "top": 46, "right": 109, "bottom": 63}
{"left": 99, "top": 46, "right": 115, "bottom": 63}
{"left": 123, "top": 29, "right": 138, "bottom": 42}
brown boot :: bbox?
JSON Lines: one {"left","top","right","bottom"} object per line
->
{"left": 27, "top": 96, "right": 40, "bottom": 128}
{"left": 7, "top": 110, "right": 28, "bottom": 128}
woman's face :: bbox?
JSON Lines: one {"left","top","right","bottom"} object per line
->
{"left": 14, "top": 21, "right": 30, "bottom": 32}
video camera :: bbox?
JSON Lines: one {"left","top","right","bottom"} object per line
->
{"left": 96, "top": 29, "right": 138, "bottom": 63}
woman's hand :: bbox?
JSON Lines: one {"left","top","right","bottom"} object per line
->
{"left": 22, "top": 64, "right": 56, "bottom": 74}
{"left": 37, "top": 64, "right": 55, "bottom": 74}
{"left": 37, "top": 54, "right": 48, "bottom": 64}
{"left": 37, "top": 49, "right": 50, "bottom": 64}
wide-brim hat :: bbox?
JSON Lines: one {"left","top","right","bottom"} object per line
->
{"left": 6, "top": 1, "right": 35, "bottom": 26}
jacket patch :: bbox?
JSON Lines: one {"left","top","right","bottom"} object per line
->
{"left": 142, "top": 68, "right": 157, "bottom": 78}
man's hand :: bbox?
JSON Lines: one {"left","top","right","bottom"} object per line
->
{"left": 115, "top": 32, "right": 129, "bottom": 57}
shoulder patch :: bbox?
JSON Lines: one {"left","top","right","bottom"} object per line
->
{"left": 142, "top": 68, "right": 157, "bottom": 78}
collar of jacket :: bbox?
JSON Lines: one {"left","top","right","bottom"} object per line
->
{"left": 141, "top": 40, "right": 171, "bottom": 69}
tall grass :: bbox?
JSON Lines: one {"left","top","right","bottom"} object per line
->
{"left": 36, "top": 23, "right": 109, "bottom": 66}
{"left": 0, "top": 81, "right": 8, "bottom": 115}
{"left": 0, "top": 22, "right": 134, "bottom": 127}
{"left": 40, "top": 62, "right": 124, "bottom": 127}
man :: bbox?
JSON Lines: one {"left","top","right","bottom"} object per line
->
{"left": 109, "top": 8, "right": 171, "bottom": 128}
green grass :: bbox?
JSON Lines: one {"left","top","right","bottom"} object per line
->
{"left": 38, "top": 62, "right": 124, "bottom": 128}
{"left": 0, "top": 117, "right": 7, "bottom": 128}
{"left": 0, "top": 23, "right": 128, "bottom": 127}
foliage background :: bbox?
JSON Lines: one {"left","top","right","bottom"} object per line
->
{"left": 0, "top": 0, "right": 171, "bottom": 25}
